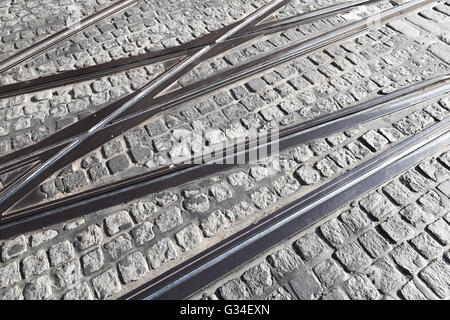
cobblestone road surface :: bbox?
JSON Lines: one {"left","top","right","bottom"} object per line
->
{"left": 0, "top": 0, "right": 450, "bottom": 300}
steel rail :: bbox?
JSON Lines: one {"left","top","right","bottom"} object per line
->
{"left": 120, "top": 116, "right": 450, "bottom": 300}
{"left": 1, "top": 74, "right": 448, "bottom": 238}
{"left": 0, "top": 0, "right": 140, "bottom": 75}
{"left": 0, "top": 0, "right": 378, "bottom": 99}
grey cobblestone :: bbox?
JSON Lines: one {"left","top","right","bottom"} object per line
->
{"left": 3, "top": 2, "right": 450, "bottom": 300}
{"left": 91, "top": 268, "right": 121, "bottom": 299}
{"left": 117, "top": 251, "right": 149, "bottom": 284}
{"left": 21, "top": 249, "right": 50, "bottom": 279}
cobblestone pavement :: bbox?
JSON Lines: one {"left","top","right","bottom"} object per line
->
{"left": 192, "top": 149, "right": 450, "bottom": 300}
{"left": 0, "top": 0, "right": 119, "bottom": 62}
{"left": 0, "top": 0, "right": 450, "bottom": 300}
{"left": 27, "top": 0, "right": 450, "bottom": 208}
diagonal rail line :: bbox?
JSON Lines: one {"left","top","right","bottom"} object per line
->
{"left": 0, "top": 0, "right": 433, "bottom": 222}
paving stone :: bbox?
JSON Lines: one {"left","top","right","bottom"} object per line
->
{"left": 399, "top": 203, "right": 435, "bottom": 228}
{"left": 225, "top": 201, "right": 255, "bottom": 223}
{"left": 320, "top": 218, "right": 351, "bottom": 248}
{"left": 130, "top": 221, "right": 155, "bottom": 246}
{"left": 250, "top": 187, "right": 277, "bottom": 209}
{"left": 427, "top": 219, "right": 450, "bottom": 246}
{"left": 1, "top": 235, "right": 27, "bottom": 262}
{"left": 155, "top": 192, "right": 178, "bottom": 207}
{"left": 242, "top": 263, "right": 273, "bottom": 297}
{"left": 91, "top": 268, "right": 121, "bottom": 299}
{"left": 411, "top": 232, "right": 443, "bottom": 260}
{"left": 291, "top": 144, "right": 314, "bottom": 163}
{"left": 388, "top": 20, "right": 421, "bottom": 38}
{"left": 290, "top": 270, "right": 323, "bottom": 300}
{"left": 219, "top": 279, "right": 251, "bottom": 300}
{"left": 344, "top": 274, "right": 379, "bottom": 300}
{"left": 272, "top": 174, "right": 301, "bottom": 197}
{"left": 87, "top": 163, "right": 109, "bottom": 181}
{"left": 313, "top": 258, "right": 346, "bottom": 288}
{"left": 249, "top": 166, "right": 272, "bottom": 181}
{"left": 340, "top": 207, "right": 371, "bottom": 234}
{"left": 75, "top": 224, "right": 103, "bottom": 251}
{"left": 418, "top": 158, "right": 449, "bottom": 182}
{"left": 175, "top": 224, "right": 203, "bottom": 251}
{"left": 417, "top": 190, "right": 447, "bottom": 218}
{"left": 437, "top": 180, "right": 450, "bottom": 199}
{"left": 329, "top": 148, "right": 356, "bottom": 168}
{"left": 359, "top": 192, "right": 396, "bottom": 220}
{"left": 400, "top": 281, "right": 427, "bottom": 300}
{"left": 382, "top": 179, "right": 414, "bottom": 206}
{"left": 335, "top": 242, "right": 371, "bottom": 273}
{"left": 129, "top": 146, "right": 153, "bottom": 163}
{"left": 419, "top": 259, "right": 450, "bottom": 299}
{"left": 294, "top": 233, "right": 330, "bottom": 262}
{"left": 23, "top": 275, "right": 52, "bottom": 300}
{"left": 200, "top": 209, "right": 229, "bottom": 238}
{"left": 30, "top": 230, "right": 58, "bottom": 247}
{"left": 63, "top": 282, "right": 94, "bottom": 300}
{"left": 21, "top": 249, "right": 50, "bottom": 279}
{"left": 366, "top": 256, "right": 407, "bottom": 293}
{"left": 265, "top": 286, "right": 294, "bottom": 300}
{"left": 53, "top": 260, "right": 81, "bottom": 289}
{"left": 400, "top": 169, "right": 433, "bottom": 193}
{"left": 315, "top": 157, "right": 340, "bottom": 177}
{"left": 358, "top": 229, "right": 392, "bottom": 259}
{"left": 360, "top": 129, "right": 389, "bottom": 151}
{"left": 81, "top": 247, "right": 105, "bottom": 275}
{"left": 208, "top": 182, "right": 233, "bottom": 203}
{"left": 0, "top": 285, "right": 23, "bottom": 300}
{"left": 183, "top": 193, "right": 210, "bottom": 214}
{"left": 155, "top": 206, "right": 183, "bottom": 233}
{"left": 227, "top": 171, "right": 255, "bottom": 191}
{"left": 48, "top": 241, "right": 74, "bottom": 266}
{"left": 106, "top": 154, "right": 130, "bottom": 174}
{"left": 428, "top": 42, "right": 450, "bottom": 64}
{"left": 321, "top": 288, "right": 349, "bottom": 300}
{"left": 146, "top": 238, "right": 178, "bottom": 269}
{"left": 379, "top": 126, "right": 404, "bottom": 143}
{"left": 129, "top": 201, "right": 158, "bottom": 223}
{"left": 266, "top": 248, "right": 302, "bottom": 276}
{"left": 0, "top": 261, "right": 21, "bottom": 289}
{"left": 104, "top": 233, "right": 133, "bottom": 260}
{"left": 104, "top": 210, "right": 133, "bottom": 236}
{"left": 346, "top": 141, "right": 371, "bottom": 160}
{"left": 390, "top": 243, "right": 426, "bottom": 275}
{"left": 295, "top": 165, "right": 320, "bottom": 185}
{"left": 380, "top": 216, "right": 414, "bottom": 243}
{"left": 118, "top": 251, "right": 149, "bottom": 284}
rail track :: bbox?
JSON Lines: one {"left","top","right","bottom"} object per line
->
{"left": 0, "top": 0, "right": 434, "bottom": 227}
